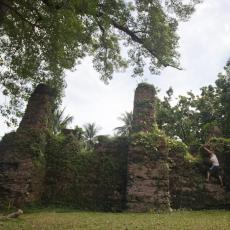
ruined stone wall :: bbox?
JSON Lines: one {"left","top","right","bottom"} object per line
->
{"left": 1, "top": 82, "right": 230, "bottom": 211}
{"left": 209, "top": 138, "right": 230, "bottom": 191}
{"left": 168, "top": 139, "right": 230, "bottom": 210}
{"left": 127, "top": 133, "right": 170, "bottom": 212}
{"left": 0, "top": 84, "right": 54, "bottom": 208}
{"left": 94, "top": 136, "right": 128, "bottom": 211}
{"left": 127, "top": 83, "right": 170, "bottom": 212}
{"left": 43, "top": 134, "right": 128, "bottom": 211}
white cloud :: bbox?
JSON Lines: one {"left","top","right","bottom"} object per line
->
{"left": 62, "top": 61, "right": 136, "bottom": 135}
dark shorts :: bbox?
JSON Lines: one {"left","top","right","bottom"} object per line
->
{"left": 209, "top": 165, "right": 220, "bottom": 176}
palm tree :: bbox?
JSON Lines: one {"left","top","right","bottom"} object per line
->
{"left": 83, "top": 122, "right": 100, "bottom": 149}
{"left": 52, "top": 108, "right": 73, "bottom": 134}
{"left": 114, "top": 111, "right": 133, "bottom": 136}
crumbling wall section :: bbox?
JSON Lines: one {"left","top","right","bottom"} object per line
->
{"left": 169, "top": 139, "right": 230, "bottom": 210}
{"left": 18, "top": 84, "right": 54, "bottom": 130}
{"left": 43, "top": 134, "right": 128, "bottom": 211}
{"left": 0, "top": 84, "right": 54, "bottom": 208}
{"left": 1, "top": 82, "right": 229, "bottom": 211}
{"left": 127, "top": 83, "right": 170, "bottom": 212}
{"left": 127, "top": 132, "right": 170, "bottom": 212}
{"left": 132, "top": 83, "right": 156, "bottom": 133}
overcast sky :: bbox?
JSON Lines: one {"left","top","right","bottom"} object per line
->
{"left": 1, "top": 0, "right": 230, "bottom": 137}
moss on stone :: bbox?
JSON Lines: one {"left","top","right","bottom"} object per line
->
{"left": 131, "top": 128, "right": 167, "bottom": 149}
{"left": 137, "top": 83, "right": 156, "bottom": 94}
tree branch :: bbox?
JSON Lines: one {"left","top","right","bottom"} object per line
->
{"left": 0, "top": 1, "right": 39, "bottom": 29}
{"left": 111, "top": 19, "right": 182, "bottom": 70}
{"left": 95, "top": 18, "right": 109, "bottom": 69}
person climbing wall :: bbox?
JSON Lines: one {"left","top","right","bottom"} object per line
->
{"left": 204, "top": 146, "right": 224, "bottom": 187}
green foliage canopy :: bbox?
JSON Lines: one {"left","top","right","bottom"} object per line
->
{"left": 156, "top": 59, "right": 230, "bottom": 145}
{"left": 0, "top": 0, "right": 201, "bottom": 125}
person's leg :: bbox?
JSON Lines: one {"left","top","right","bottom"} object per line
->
{"left": 206, "top": 170, "right": 210, "bottom": 182}
{"left": 217, "top": 167, "right": 224, "bottom": 187}
{"left": 206, "top": 166, "right": 214, "bottom": 182}
{"left": 219, "top": 175, "right": 224, "bottom": 187}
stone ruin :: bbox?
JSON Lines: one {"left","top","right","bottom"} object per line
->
{"left": 0, "top": 82, "right": 230, "bottom": 211}
{"left": 127, "top": 83, "right": 170, "bottom": 211}
{"left": 0, "top": 84, "right": 55, "bottom": 208}
{"left": 132, "top": 83, "right": 156, "bottom": 133}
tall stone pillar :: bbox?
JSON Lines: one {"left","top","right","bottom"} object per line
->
{"left": 132, "top": 83, "right": 156, "bottom": 133}
{"left": 0, "top": 84, "right": 54, "bottom": 208}
{"left": 127, "top": 83, "right": 170, "bottom": 212}
{"left": 18, "top": 84, "right": 54, "bottom": 130}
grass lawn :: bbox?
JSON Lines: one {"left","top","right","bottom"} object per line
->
{"left": 0, "top": 209, "right": 230, "bottom": 230}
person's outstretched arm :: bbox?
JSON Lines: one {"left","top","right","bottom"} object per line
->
{"left": 204, "top": 146, "right": 214, "bottom": 155}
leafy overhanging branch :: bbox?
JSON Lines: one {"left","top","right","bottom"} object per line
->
{"left": 0, "top": 0, "right": 201, "bottom": 126}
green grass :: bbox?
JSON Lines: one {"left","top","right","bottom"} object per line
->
{"left": 0, "top": 209, "right": 230, "bottom": 230}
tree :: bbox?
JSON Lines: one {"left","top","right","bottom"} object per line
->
{"left": 83, "top": 122, "right": 100, "bottom": 149}
{"left": 194, "top": 85, "right": 222, "bottom": 141}
{"left": 156, "top": 59, "right": 230, "bottom": 144}
{"left": 172, "top": 93, "right": 199, "bottom": 144}
{"left": 0, "top": 0, "right": 201, "bottom": 125}
{"left": 52, "top": 107, "right": 73, "bottom": 134}
{"left": 156, "top": 87, "right": 175, "bottom": 137}
{"left": 215, "top": 60, "right": 230, "bottom": 137}
{"left": 114, "top": 111, "right": 133, "bottom": 136}
{"left": 72, "top": 125, "right": 84, "bottom": 140}
{"left": 156, "top": 89, "right": 199, "bottom": 145}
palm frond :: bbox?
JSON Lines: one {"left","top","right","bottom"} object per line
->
{"left": 114, "top": 111, "right": 133, "bottom": 136}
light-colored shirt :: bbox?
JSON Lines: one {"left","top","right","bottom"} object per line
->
{"left": 210, "top": 154, "right": 219, "bottom": 166}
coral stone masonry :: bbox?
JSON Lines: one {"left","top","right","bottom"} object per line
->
{"left": 0, "top": 83, "right": 230, "bottom": 211}
{"left": 18, "top": 84, "right": 55, "bottom": 130}
{"left": 132, "top": 83, "right": 156, "bottom": 133}
{"left": 127, "top": 83, "right": 170, "bottom": 212}
{"left": 0, "top": 84, "right": 54, "bottom": 208}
